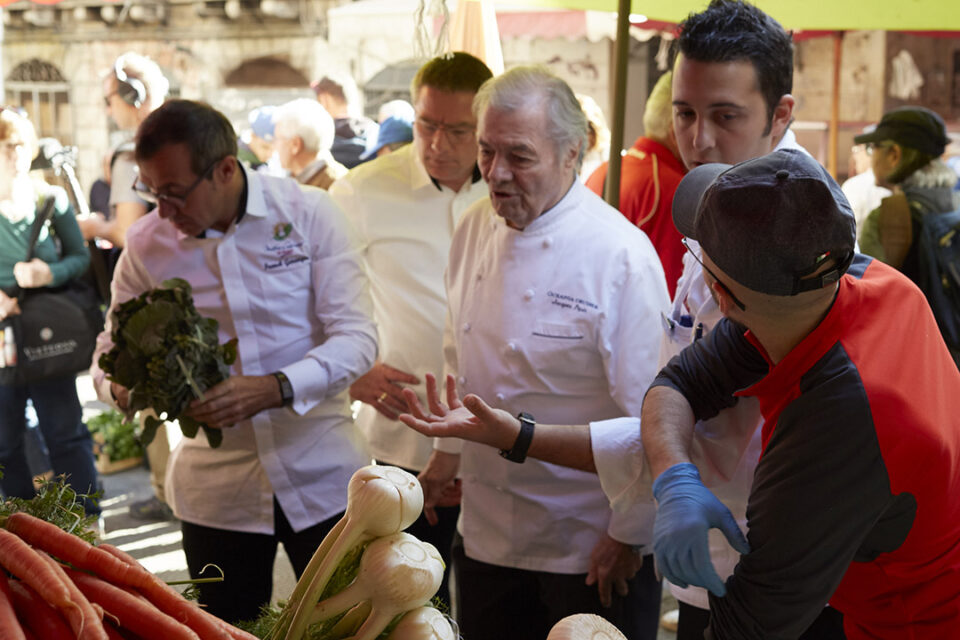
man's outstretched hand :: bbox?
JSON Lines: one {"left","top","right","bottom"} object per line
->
{"left": 399, "top": 373, "right": 519, "bottom": 451}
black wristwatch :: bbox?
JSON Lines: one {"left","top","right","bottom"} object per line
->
{"left": 273, "top": 371, "right": 294, "bottom": 407}
{"left": 500, "top": 412, "right": 535, "bottom": 463}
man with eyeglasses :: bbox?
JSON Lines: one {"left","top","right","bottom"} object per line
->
{"left": 89, "top": 99, "right": 377, "bottom": 624}
{"left": 328, "top": 51, "right": 492, "bottom": 607}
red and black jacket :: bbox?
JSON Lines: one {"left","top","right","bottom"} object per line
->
{"left": 653, "top": 254, "right": 960, "bottom": 639}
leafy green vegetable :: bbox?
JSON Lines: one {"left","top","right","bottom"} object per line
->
{"left": 0, "top": 475, "right": 99, "bottom": 543}
{"left": 87, "top": 409, "right": 143, "bottom": 462}
{"left": 98, "top": 278, "right": 238, "bottom": 449}
{"left": 242, "top": 542, "right": 373, "bottom": 640}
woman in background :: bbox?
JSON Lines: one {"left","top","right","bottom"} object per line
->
{"left": 0, "top": 107, "right": 101, "bottom": 516}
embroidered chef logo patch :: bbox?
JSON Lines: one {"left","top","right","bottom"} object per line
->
{"left": 273, "top": 223, "right": 292, "bottom": 241}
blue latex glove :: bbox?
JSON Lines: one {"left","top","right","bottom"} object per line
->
{"left": 652, "top": 462, "right": 750, "bottom": 596}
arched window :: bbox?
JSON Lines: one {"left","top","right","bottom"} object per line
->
{"left": 224, "top": 56, "right": 309, "bottom": 87}
{"left": 217, "top": 57, "right": 312, "bottom": 129}
{"left": 5, "top": 58, "right": 72, "bottom": 145}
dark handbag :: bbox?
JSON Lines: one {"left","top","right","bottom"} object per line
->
{"left": 0, "top": 198, "right": 103, "bottom": 386}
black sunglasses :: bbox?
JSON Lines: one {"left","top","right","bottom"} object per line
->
{"left": 682, "top": 238, "right": 747, "bottom": 312}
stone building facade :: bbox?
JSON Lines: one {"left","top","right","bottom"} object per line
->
{"left": 1, "top": 0, "right": 347, "bottom": 190}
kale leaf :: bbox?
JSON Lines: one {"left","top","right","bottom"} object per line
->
{"left": 98, "top": 278, "right": 238, "bottom": 448}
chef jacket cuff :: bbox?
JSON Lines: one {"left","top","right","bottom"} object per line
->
{"left": 433, "top": 436, "right": 464, "bottom": 455}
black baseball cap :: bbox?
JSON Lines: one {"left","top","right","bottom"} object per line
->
{"left": 673, "top": 149, "right": 856, "bottom": 297}
{"left": 853, "top": 106, "right": 949, "bottom": 157}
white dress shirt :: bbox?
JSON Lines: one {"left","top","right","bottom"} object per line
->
{"left": 443, "top": 178, "right": 670, "bottom": 573}
{"left": 90, "top": 166, "right": 377, "bottom": 534}
{"left": 330, "top": 145, "right": 487, "bottom": 471}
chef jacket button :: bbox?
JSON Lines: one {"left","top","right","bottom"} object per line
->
{"left": 495, "top": 392, "right": 505, "bottom": 401}
{"left": 543, "top": 237, "right": 552, "bottom": 248}
{"left": 463, "top": 322, "right": 471, "bottom": 332}
{"left": 507, "top": 342, "right": 518, "bottom": 352}
{"left": 476, "top": 273, "right": 483, "bottom": 281}
{"left": 458, "top": 376, "right": 466, "bottom": 385}
{"left": 523, "top": 289, "right": 534, "bottom": 300}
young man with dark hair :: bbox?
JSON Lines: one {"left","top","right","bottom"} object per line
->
{"left": 90, "top": 99, "right": 377, "bottom": 624}
{"left": 675, "top": 0, "right": 793, "bottom": 131}
{"left": 670, "top": 0, "right": 796, "bottom": 169}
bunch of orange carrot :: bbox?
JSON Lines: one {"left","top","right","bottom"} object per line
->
{"left": 0, "top": 512, "right": 257, "bottom": 640}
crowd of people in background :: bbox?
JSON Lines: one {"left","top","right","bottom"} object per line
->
{"left": 1, "top": 0, "right": 960, "bottom": 638}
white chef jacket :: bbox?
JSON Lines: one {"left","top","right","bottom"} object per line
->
{"left": 330, "top": 145, "right": 487, "bottom": 471}
{"left": 90, "top": 165, "right": 377, "bottom": 534}
{"left": 442, "top": 178, "right": 670, "bottom": 574}
{"left": 590, "top": 130, "right": 808, "bottom": 608}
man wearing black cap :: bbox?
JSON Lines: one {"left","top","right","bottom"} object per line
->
{"left": 641, "top": 148, "right": 960, "bottom": 638}
{"left": 855, "top": 106, "right": 959, "bottom": 283}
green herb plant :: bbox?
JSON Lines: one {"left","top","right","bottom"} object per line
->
{"left": 0, "top": 473, "right": 99, "bottom": 544}
{"left": 98, "top": 278, "right": 238, "bottom": 449}
{"left": 87, "top": 409, "right": 143, "bottom": 462}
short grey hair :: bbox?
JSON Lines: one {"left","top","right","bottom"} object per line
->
{"left": 473, "top": 66, "right": 587, "bottom": 168}
{"left": 273, "top": 98, "right": 335, "bottom": 154}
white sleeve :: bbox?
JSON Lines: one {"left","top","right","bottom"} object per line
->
{"left": 282, "top": 198, "right": 378, "bottom": 414}
{"left": 599, "top": 248, "right": 670, "bottom": 546}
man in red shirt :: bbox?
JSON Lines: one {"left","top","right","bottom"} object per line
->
{"left": 586, "top": 71, "right": 686, "bottom": 296}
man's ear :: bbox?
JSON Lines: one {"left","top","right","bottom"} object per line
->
{"left": 888, "top": 143, "right": 903, "bottom": 166}
{"left": 215, "top": 155, "right": 239, "bottom": 183}
{"left": 769, "top": 94, "right": 795, "bottom": 142}
{"left": 711, "top": 280, "right": 734, "bottom": 316}
{"left": 291, "top": 136, "right": 305, "bottom": 156}
{"left": 565, "top": 142, "right": 581, "bottom": 172}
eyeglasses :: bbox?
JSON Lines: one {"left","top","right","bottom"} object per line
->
{"left": 414, "top": 117, "right": 476, "bottom": 144}
{"left": 864, "top": 142, "right": 893, "bottom": 156}
{"left": 132, "top": 157, "right": 222, "bottom": 208}
{"left": 681, "top": 237, "right": 747, "bottom": 311}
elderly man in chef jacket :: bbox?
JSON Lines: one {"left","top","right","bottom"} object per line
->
{"left": 416, "top": 66, "right": 670, "bottom": 640}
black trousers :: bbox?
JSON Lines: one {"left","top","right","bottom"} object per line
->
{"left": 180, "top": 498, "right": 341, "bottom": 624}
{"left": 677, "top": 600, "right": 846, "bottom": 640}
{"left": 452, "top": 534, "right": 661, "bottom": 640}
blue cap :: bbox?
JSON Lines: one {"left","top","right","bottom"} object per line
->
{"left": 249, "top": 106, "right": 276, "bottom": 142}
{"left": 360, "top": 115, "right": 413, "bottom": 160}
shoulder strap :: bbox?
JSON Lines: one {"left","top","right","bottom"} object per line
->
{"left": 12, "top": 196, "right": 57, "bottom": 300}
{"left": 25, "top": 196, "right": 57, "bottom": 262}
{"left": 907, "top": 192, "right": 948, "bottom": 223}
